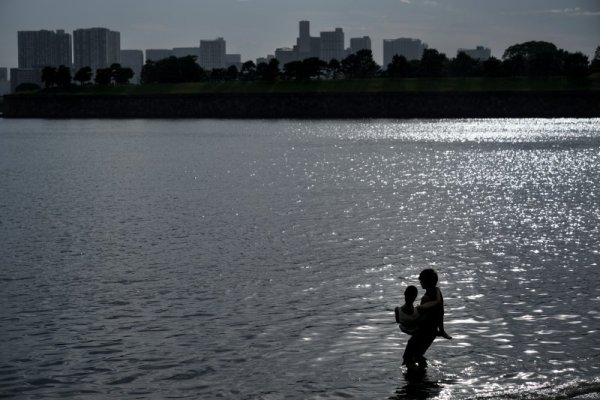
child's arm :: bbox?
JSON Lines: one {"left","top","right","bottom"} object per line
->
{"left": 416, "top": 288, "right": 442, "bottom": 312}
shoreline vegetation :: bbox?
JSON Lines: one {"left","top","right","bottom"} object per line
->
{"left": 3, "top": 39, "right": 600, "bottom": 118}
{"left": 6, "top": 75, "right": 600, "bottom": 96}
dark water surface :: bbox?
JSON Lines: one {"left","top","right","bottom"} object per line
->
{"left": 1, "top": 119, "right": 599, "bottom": 399}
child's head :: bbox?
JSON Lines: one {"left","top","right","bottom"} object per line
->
{"left": 418, "top": 268, "right": 438, "bottom": 289}
{"left": 404, "top": 285, "right": 418, "bottom": 303}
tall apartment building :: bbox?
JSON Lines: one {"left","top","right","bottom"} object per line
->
{"left": 145, "top": 49, "right": 174, "bottom": 62}
{"left": 73, "top": 27, "right": 120, "bottom": 72}
{"left": 120, "top": 50, "right": 143, "bottom": 84}
{"left": 18, "top": 29, "right": 72, "bottom": 68}
{"left": 383, "top": 38, "right": 428, "bottom": 66}
{"left": 350, "top": 37, "right": 371, "bottom": 54}
{"left": 457, "top": 46, "right": 491, "bottom": 61}
{"left": 320, "top": 28, "right": 345, "bottom": 62}
{"left": 199, "top": 38, "right": 226, "bottom": 70}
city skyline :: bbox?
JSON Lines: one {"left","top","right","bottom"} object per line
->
{"left": 1, "top": 0, "right": 599, "bottom": 70}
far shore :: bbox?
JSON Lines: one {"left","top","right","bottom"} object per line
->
{"left": 3, "top": 77, "right": 599, "bottom": 119}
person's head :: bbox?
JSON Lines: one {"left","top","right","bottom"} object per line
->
{"left": 418, "top": 268, "right": 438, "bottom": 289}
{"left": 404, "top": 285, "right": 418, "bottom": 303}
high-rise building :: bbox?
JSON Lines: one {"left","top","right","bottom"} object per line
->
{"left": 18, "top": 30, "right": 72, "bottom": 68}
{"left": 295, "top": 21, "right": 322, "bottom": 60}
{"left": 199, "top": 38, "right": 226, "bottom": 70}
{"left": 350, "top": 37, "right": 371, "bottom": 54}
{"left": 457, "top": 46, "right": 491, "bottom": 61}
{"left": 73, "top": 27, "right": 120, "bottom": 72}
{"left": 383, "top": 38, "right": 428, "bottom": 66}
{"left": 120, "top": 50, "right": 144, "bottom": 84}
{"left": 145, "top": 49, "right": 174, "bottom": 62}
{"left": 298, "top": 21, "right": 311, "bottom": 55}
{"left": 0, "top": 68, "right": 7, "bottom": 81}
{"left": 320, "top": 28, "right": 345, "bottom": 62}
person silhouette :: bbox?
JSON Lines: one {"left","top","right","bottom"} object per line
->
{"left": 400, "top": 268, "right": 451, "bottom": 371}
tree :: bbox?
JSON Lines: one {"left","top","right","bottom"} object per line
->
{"left": 55, "top": 65, "right": 72, "bottom": 87}
{"left": 109, "top": 63, "right": 134, "bottom": 84}
{"left": 141, "top": 60, "right": 158, "bottom": 84}
{"left": 225, "top": 65, "right": 239, "bottom": 81}
{"left": 95, "top": 68, "right": 112, "bottom": 85}
{"left": 482, "top": 57, "right": 504, "bottom": 77}
{"left": 503, "top": 41, "right": 558, "bottom": 60}
{"left": 283, "top": 58, "right": 325, "bottom": 80}
{"left": 341, "top": 49, "right": 380, "bottom": 79}
{"left": 178, "top": 55, "right": 204, "bottom": 82}
{"left": 74, "top": 66, "right": 93, "bottom": 86}
{"left": 420, "top": 49, "right": 448, "bottom": 77}
{"left": 502, "top": 41, "right": 560, "bottom": 77}
{"left": 386, "top": 55, "right": 412, "bottom": 77}
{"left": 240, "top": 60, "right": 257, "bottom": 80}
{"left": 256, "top": 58, "right": 279, "bottom": 81}
{"left": 450, "top": 52, "right": 479, "bottom": 77}
{"left": 562, "top": 52, "right": 589, "bottom": 78}
{"left": 41, "top": 66, "right": 57, "bottom": 88}
{"left": 327, "top": 59, "right": 342, "bottom": 79}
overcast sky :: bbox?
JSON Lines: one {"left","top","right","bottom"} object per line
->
{"left": 1, "top": 0, "right": 599, "bottom": 68}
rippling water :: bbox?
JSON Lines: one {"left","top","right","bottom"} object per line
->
{"left": 1, "top": 118, "right": 599, "bottom": 399}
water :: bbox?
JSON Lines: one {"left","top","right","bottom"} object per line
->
{"left": 0, "top": 118, "right": 599, "bottom": 399}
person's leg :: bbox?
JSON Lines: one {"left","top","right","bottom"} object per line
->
{"left": 402, "top": 335, "right": 419, "bottom": 366}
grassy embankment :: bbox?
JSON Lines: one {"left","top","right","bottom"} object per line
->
{"left": 13, "top": 75, "right": 600, "bottom": 96}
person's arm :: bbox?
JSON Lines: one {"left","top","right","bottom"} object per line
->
{"left": 416, "top": 288, "right": 442, "bottom": 311}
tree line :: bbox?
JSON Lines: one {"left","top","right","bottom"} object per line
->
{"left": 37, "top": 64, "right": 134, "bottom": 89}
{"left": 18, "top": 40, "right": 599, "bottom": 92}
{"left": 141, "top": 41, "right": 598, "bottom": 84}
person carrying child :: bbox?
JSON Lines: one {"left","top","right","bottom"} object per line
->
{"left": 395, "top": 268, "right": 451, "bottom": 371}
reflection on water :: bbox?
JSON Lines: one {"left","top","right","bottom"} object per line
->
{"left": 0, "top": 118, "right": 599, "bottom": 399}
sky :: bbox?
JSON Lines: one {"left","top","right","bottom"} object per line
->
{"left": 1, "top": 0, "right": 599, "bottom": 68}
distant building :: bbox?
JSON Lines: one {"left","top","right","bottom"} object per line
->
{"left": 10, "top": 68, "right": 42, "bottom": 92}
{"left": 256, "top": 55, "right": 275, "bottom": 65}
{"left": 320, "top": 28, "right": 345, "bottom": 62}
{"left": 275, "top": 47, "right": 297, "bottom": 67}
{"left": 120, "top": 50, "right": 143, "bottom": 84}
{"left": 199, "top": 38, "right": 226, "bottom": 70}
{"left": 295, "top": 21, "right": 322, "bottom": 60}
{"left": 225, "top": 54, "right": 242, "bottom": 69}
{"left": 74, "top": 27, "right": 120, "bottom": 72}
{"left": 0, "top": 68, "right": 9, "bottom": 96}
{"left": 350, "top": 37, "right": 371, "bottom": 54}
{"left": 18, "top": 29, "right": 72, "bottom": 68}
{"left": 145, "top": 49, "right": 174, "bottom": 62}
{"left": 173, "top": 47, "right": 200, "bottom": 59}
{"left": 457, "top": 46, "right": 491, "bottom": 61}
{"left": 383, "top": 38, "right": 428, "bottom": 66}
